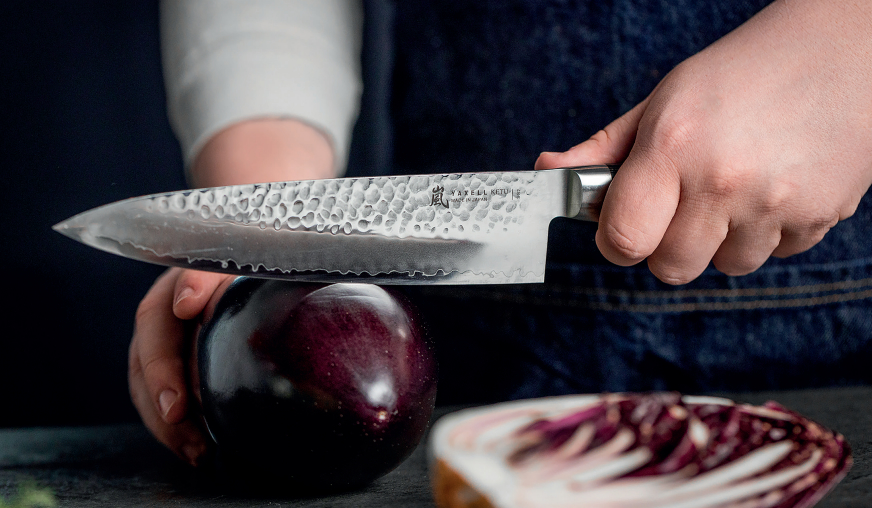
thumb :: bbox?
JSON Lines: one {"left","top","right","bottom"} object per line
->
{"left": 172, "top": 269, "right": 233, "bottom": 321}
{"left": 535, "top": 97, "right": 650, "bottom": 169}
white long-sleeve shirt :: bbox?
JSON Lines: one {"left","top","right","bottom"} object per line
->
{"left": 160, "top": 0, "right": 363, "bottom": 175}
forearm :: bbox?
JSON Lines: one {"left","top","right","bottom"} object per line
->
{"left": 160, "top": 0, "right": 364, "bottom": 181}
{"left": 707, "top": 0, "right": 872, "bottom": 103}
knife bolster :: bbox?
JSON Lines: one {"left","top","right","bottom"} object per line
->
{"left": 565, "top": 165, "right": 617, "bottom": 222}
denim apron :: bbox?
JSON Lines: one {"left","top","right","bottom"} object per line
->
{"left": 385, "top": 0, "right": 872, "bottom": 404}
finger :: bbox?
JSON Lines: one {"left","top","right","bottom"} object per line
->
{"left": 129, "top": 355, "right": 209, "bottom": 466}
{"left": 646, "top": 197, "right": 729, "bottom": 284}
{"left": 771, "top": 218, "right": 837, "bottom": 258}
{"left": 711, "top": 222, "right": 782, "bottom": 276}
{"left": 173, "top": 270, "right": 231, "bottom": 321}
{"left": 535, "top": 97, "right": 651, "bottom": 170}
{"left": 132, "top": 269, "right": 190, "bottom": 426}
{"left": 595, "top": 146, "right": 682, "bottom": 267}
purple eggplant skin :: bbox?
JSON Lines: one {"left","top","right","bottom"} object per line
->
{"left": 196, "top": 277, "right": 438, "bottom": 493}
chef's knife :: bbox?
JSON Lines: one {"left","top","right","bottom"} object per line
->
{"left": 54, "top": 165, "right": 616, "bottom": 284}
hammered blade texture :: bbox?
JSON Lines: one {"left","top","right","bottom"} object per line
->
{"left": 55, "top": 171, "right": 568, "bottom": 284}
{"left": 182, "top": 173, "right": 536, "bottom": 238}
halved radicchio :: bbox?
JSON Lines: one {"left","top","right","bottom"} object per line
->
{"left": 430, "top": 393, "right": 851, "bottom": 508}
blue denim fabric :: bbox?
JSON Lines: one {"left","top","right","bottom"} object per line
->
{"left": 391, "top": 0, "right": 775, "bottom": 174}
{"left": 390, "top": 0, "right": 872, "bottom": 404}
{"left": 407, "top": 250, "right": 872, "bottom": 404}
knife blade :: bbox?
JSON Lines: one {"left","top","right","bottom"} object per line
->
{"left": 53, "top": 165, "right": 616, "bottom": 284}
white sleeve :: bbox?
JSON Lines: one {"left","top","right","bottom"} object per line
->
{"left": 160, "top": 0, "right": 364, "bottom": 175}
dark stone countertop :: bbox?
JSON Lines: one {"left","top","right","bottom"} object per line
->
{"left": 2, "top": 385, "right": 870, "bottom": 507}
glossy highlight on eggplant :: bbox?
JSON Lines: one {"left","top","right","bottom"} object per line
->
{"left": 196, "top": 278, "right": 438, "bottom": 492}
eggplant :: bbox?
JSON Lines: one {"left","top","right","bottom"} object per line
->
{"left": 195, "top": 278, "right": 438, "bottom": 492}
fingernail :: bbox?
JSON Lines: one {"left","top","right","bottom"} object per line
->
{"left": 159, "top": 389, "right": 178, "bottom": 418}
{"left": 183, "top": 442, "right": 205, "bottom": 466}
{"left": 174, "top": 286, "right": 195, "bottom": 307}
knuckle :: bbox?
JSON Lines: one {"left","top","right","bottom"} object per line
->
{"left": 587, "top": 127, "right": 621, "bottom": 157}
{"left": 777, "top": 212, "right": 838, "bottom": 257}
{"left": 700, "top": 164, "right": 751, "bottom": 202}
{"left": 646, "top": 252, "right": 700, "bottom": 285}
{"left": 811, "top": 210, "right": 840, "bottom": 232}
{"left": 649, "top": 264, "right": 696, "bottom": 286}
{"left": 794, "top": 207, "right": 839, "bottom": 237}
{"left": 838, "top": 199, "right": 860, "bottom": 221}
{"left": 134, "top": 295, "right": 166, "bottom": 329}
{"left": 599, "top": 222, "right": 654, "bottom": 263}
{"left": 571, "top": 130, "right": 610, "bottom": 160}
{"left": 756, "top": 179, "right": 794, "bottom": 215}
{"left": 713, "top": 256, "right": 761, "bottom": 277}
{"left": 587, "top": 128, "right": 611, "bottom": 149}
{"left": 142, "top": 355, "right": 183, "bottom": 387}
{"left": 807, "top": 226, "right": 830, "bottom": 246}
{"left": 643, "top": 111, "right": 698, "bottom": 162}
{"left": 175, "top": 269, "right": 203, "bottom": 295}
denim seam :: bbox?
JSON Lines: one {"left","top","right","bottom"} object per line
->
{"left": 553, "top": 277, "right": 872, "bottom": 299}
{"left": 574, "top": 288, "right": 872, "bottom": 313}
{"left": 420, "top": 282, "right": 872, "bottom": 313}
{"left": 549, "top": 256, "right": 872, "bottom": 276}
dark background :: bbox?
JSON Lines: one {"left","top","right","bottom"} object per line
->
{"left": 1, "top": 1, "right": 182, "bottom": 427}
{"left": 0, "top": 1, "right": 393, "bottom": 427}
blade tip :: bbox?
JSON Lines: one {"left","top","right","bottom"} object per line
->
{"left": 52, "top": 218, "right": 83, "bottom": 242}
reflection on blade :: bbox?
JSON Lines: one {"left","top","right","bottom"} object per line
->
{"left": 77, "top": 229, "right": 539, "bottom": 284}
{"left": 54, "top": 170, "right": 568, "bottom": 285}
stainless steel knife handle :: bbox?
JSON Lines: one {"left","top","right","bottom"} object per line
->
{"left": 565, "top": 164, "right": 620, "bottom": 221}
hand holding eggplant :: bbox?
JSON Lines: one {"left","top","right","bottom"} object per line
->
{"left": 129, "top": 118, "right": 336, "bottom": 465}
{"left": 129, "top": 268, "right": 231, "bottom": 465}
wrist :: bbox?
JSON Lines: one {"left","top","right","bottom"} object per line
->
{"left": 190, "top": 118, "right": 336, "bottom": 188}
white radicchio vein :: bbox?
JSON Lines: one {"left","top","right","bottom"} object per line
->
{"left": 432, "top": 393, "right": 852, "bottom": 508}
